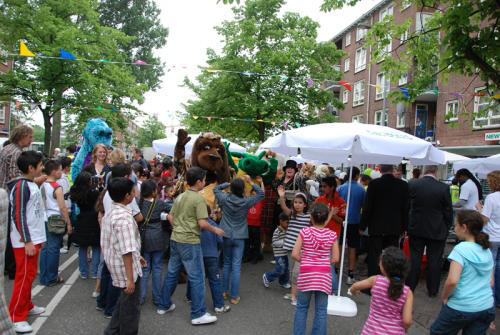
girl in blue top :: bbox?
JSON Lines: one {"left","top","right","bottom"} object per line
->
{"left": 431, "top": 210, "right": 495, "bottom": 334}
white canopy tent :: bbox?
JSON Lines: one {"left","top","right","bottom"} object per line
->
{"left": 443, "top": 151, "right": 470, "bottom": 163}
{"left": 453, "top": 153, "right": 500, "bottom": 178}
{"left": 153, "top": 134, "right": 246, "bottom": 157}
{"left": 259, "top": 122, "right": 446, "bottom": 317}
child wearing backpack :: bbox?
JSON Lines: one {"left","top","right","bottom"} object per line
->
{"left": 349, "top": 246, "right": 413, "bottom": 334}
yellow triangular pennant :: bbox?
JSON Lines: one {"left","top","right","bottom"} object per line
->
{"left": 20, "top": 41, "right": 35, "bottom": 57}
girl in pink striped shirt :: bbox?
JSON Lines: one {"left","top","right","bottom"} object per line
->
{"left": 292, "top": 203, "right": 339, "bottom": 335}
{"left": 350, "top": 247, "right": 413, "bottom": 335}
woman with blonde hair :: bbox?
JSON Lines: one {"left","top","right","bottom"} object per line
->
{"left": 477, "top": 170, "right": 500, "bottom": 331}
{"left": 83, "top": 143, "right": 111, "bottom": 186}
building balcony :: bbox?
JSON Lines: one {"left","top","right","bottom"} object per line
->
{"left": 416, "top": 78, "right": 438, "bottom": 102}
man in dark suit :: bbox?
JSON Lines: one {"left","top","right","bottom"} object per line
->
{"left": 360, "top": 164, "right": 409, "bottom": 277}
{"left": 406, "top": 165, "right": 453, "bottom": 297}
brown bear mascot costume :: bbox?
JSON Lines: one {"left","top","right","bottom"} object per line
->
{"left": 174, "top": 129, "right": 231, "bottom": 210}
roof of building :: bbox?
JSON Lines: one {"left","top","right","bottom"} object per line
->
{"left": 330, "top": 0, "right": 392, "bottom": 42}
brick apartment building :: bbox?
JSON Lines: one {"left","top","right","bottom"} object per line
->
{"left": 0, "top": 48, "right": 12, "bottom": 139}
{"left": 331, "top": 0, "right": 500, "bottom": 157}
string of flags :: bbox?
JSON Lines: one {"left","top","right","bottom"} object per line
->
{"left": 10, "top": 41, "right": 500, "bottom": 100}
{"left": 190, "top": 115, "right": 303, "bottom": 130}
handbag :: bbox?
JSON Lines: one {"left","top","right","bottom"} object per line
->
{"left": 284, "top": 174, "right": 300, "bottom": 201}
{"left": 41, "top": 182, "right": 67, "bottom": 235}
{"left": 140, "top": 199, "right": 156, "bottom": 247}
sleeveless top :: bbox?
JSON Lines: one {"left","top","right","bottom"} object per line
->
{"left": 296, "top": 227, "right": 337, "bottom": 294}
{"left": 283, "top": 213, "right": 311, "bottom": 251}
{"left": 42, "top": 182, "right": 62, "bottom": 217}
{"left": 361, "top": 276, "right": 410, "bottom": 335}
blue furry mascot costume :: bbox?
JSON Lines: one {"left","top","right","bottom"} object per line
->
{"left": 72, "top": 118, "right": 113, "bottom": 181}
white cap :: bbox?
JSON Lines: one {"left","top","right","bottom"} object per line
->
{"left": 334, "top": 170, "right": 342, "bottom": 178}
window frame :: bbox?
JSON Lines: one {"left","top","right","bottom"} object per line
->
{"left": 353, "top": 80, "right": 365, "bottom": 107}
{"left": 379, "top": 4, "right": 394, "bottom": 22}
{"left": 0, "top": 102, "right": 6, "bottom": 124}
{"left": 356, "top": 27, "right": 367, "bottom": 42}
{"left": 345, "top": 33, "right": 351, "bottom": 47}
{"left": 445, "top": 100, "right": 459, "bottom": 123}
{"left": 343, "top": 90, "right": 349, "bottom": 104}
{"left": 416, "top": 12, "right": 433, "bottom": 33}
{"left": 375, "top": 72, "right": 390, "bottom": 100}
{"left": 396, "top": 111, "right": 406, "bottom": 128}
{"left": 355, "top": 47, "right": 367, "bottom": 73}
{"left": 344, "top": 58, "right": 350, "bottom": 72}
{"left": 398, "top": 73, "right": 408, "bottom": 86}
{"left": 352, "top": 114, "right": 365, "bottom": 123}
{"left": 473, "top": 87, "right": 500, "bottom": 129}
{"left": 401, "top": 0, "right": 411, "bottom": 11}
{"left": 374, "top": 109, "right": 388, "bottom": 126}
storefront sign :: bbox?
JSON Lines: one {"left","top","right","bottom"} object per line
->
{"left": 485, "top": 132, "right": 500, "bottom": 141}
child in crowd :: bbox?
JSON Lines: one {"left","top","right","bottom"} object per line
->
{"left": 186, "top": 206, "right": 231, "bottom": 314}
{"left": 101, "top": 177, "right": 146, "bottom": 335}
{"left": 39, "top": 159, "right": 72, "bottom": 286}
{"left": 138, "top": 179, "right": 172, "bottom": 306}
{"left": 430, "top": 210, "right": 495, "bottom": 334}
{"left": 215, "top": 175, "right": 265, "bottom": 305}
{"left": 245, "top": 190, "right": 264, "bottom": 264}
{"left": 8, "top": 151, "right": 46, "bottom": 333}
{"left": 350, "top": 246, "right": 413, "bottom": 335}
{"left": 292, "top": 203, "right": 339, "bottom": 335}
{"left": 58, "top": 156, "right": 73, "bottom": 254}
{"left": 262, "top": 212, "right": 290, "bottom": 289}
{"left": 277, "top": 186, "right": 310, "bottom": 305}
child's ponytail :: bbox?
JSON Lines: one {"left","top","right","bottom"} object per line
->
{"left": 380, "top": 246, "right": 409, "bottom": 301}
{"left": 456, "top": 210, "right": 491, "bottom": 249}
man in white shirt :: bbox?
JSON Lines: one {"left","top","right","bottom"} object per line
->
{"left": 455, "top": 169, "right": 481, "bottom": 210}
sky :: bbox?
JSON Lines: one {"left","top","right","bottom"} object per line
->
{"left": 30, "top": 0, "right": 381, "bottom": 131}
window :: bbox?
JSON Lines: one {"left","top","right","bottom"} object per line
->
{"left": 356, "top": 27, "right": 367, "bottom": 41}
{"left": 352, "top": 115, "right": 365, "bottom": 123}
{"left": 398, "top": 73, "right": 408, "bottom": 86}
{"left": 376, "top": 72, "right": 390, "bottom": 100}
{"left": 343, "top": 90, "right": 349, "bottom": 104}
{"left": 345, "top": 33, "right": 351, "bottom": 47}
{"left": 353, "top": 80, "right": 365, "bottom": 107}
{"left": 375, "top": 109, "right": 388, "bottom": 126}
{"left": 473, "top": 87, "right": 500, "bottom": 129}
{"left": 396, "top": 112, "right": 406, "bottom": 128}
{"left": 0, "top": 102, "right": 5, "bottom": 123}
{"left": 355, "top": 48, "right": 367, "bottom": 73}
{"left": 344, "top": 58, "right": 350, "bottom": 72}
{"left": 416, "top": 13, "right": 433, "bottom": 33}
{"left": 400, "top": 29, "right": 409, "bottom": 43}
{"left": 445, "top": 100, "right": 459, "bottom": 122}
{"left": 379, "top": 5, "right": 393, "bottom": 21}
{"left": 401, "top": 0, "right": 411, "bottom": 10}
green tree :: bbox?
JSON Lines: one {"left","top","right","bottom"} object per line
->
{"left": 0, "top": 0, "right": 148, "bottom": 155}
{"left": 183, "top": 0, "right": 343, "bottom": 143}
{"left": 32, "top": 124, "right": 44, "bottom": 142}
{"left": 98, "top": 0, "right": 168, "bottom": 91}
{"left": 137, "top": 114, "right": 166, "bottom": 148}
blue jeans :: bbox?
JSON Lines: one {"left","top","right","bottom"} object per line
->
{"left": 265, "top": 256, "right": 289, "bottom": 285}
{"left": 140, "top": 250, "right": 164, "bottom": 305}
{"left": 222, "top": 237, "right": 245, "bottom": 299}
{"left": 97, "top": 263, "right": 122, "bottom": 317}
{"left": 186, "top": 257, "right": 225, "bottom": 309}
{"left": 490, "top": 241, "right": 500, "bottom": 306}
{"left": 331, "top": 266, "right": 338, "bottom": 295}
{"left": 430, "top": 304, "right": 495, "bottom": 335}
{"left": 78, "top": 245, "right": 101, "bottom": 278}
{"left": 293, "top": 291, "right": 328, "bottom": 335}
{"left": 39, "top": 223, "right": 64, "bottom": 285}
{"left": 159, "top": 241, "right": 206, "bottom": 319}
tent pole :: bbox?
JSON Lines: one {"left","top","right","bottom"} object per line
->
{"left": 337, "top": 158, "right": 353, "bottom": 296}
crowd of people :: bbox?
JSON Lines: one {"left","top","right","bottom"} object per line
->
{"left": 0, "top": 124, "right": 499, "bottom": 334}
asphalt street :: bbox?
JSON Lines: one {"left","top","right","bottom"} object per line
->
{"left": 3, "top": 247, "right": 497, "bottom": 335}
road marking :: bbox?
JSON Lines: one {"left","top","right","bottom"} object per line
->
{"left": 32, "top": 252, "right": 78, "bottom": 297}
{"left": 31, "top": 267, "right": 80, "bottom": 335}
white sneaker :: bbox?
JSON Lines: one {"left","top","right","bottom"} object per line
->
{"left": 29, "top": 305, "right": 45, "bottom": 316}
{"left": 262, "top": 274, "right": 269, "bottom": 288}
{"left": 14, "top": 321, "right": 33, "bottom": 333}
{"left": 346, "top": 276, "right": 355, "bottom": 285}
{"left": 214, "top": 305, "right": 231, "bottom": 314}
{"left": 191, "top": 312, "right": 217, "bottom": 325}
{"left": 92, "top": 291, "right": 99, "bottom": 298}
{"left": 60, "top": 247, "right": 68, "bottom": 254}
{"left": 157, "top": 304, "right": 176, "bottom": 315}
{"left": 280, "top": 283, "right": 291, "bottom": 289}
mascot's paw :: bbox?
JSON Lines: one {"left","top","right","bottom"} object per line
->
{"left": 177, "top": 129, "right": 191, "bottom": 148}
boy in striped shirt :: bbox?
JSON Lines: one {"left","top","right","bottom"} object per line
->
{"left": 262, "top": 213, "right": 290, "bottom": 288}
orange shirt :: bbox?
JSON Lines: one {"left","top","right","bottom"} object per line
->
{"left": 315, "top": 193, "right": 346, "bottom": 237}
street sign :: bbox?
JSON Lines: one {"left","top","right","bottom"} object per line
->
{"left": 485, "top": 132, "right": 500, "bottom": 141}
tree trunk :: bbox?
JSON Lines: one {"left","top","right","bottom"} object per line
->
{"left": 258, "top": 122, "right": 266, "bottom": 143}
{"left": 43, "top": 112, "right": 52, "bottom": 157}
{"left": 50, "top": 109, "right": 61, "bottom": 157}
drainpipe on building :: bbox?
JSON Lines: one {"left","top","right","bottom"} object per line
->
{"left": 365, "top": 15, "right": 373, "bottom": 124}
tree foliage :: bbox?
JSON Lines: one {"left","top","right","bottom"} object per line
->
{"left": 136, "top": 114, "right": 166, "bottom": 148}
{"left": 32, "top": 124, "right": 44, "bottom": 142}
{"left": 183, "top": 0, "right": 343, "bottom": 143}
{"left": 0, "top": 0, "right": 166, "bottom": 154}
